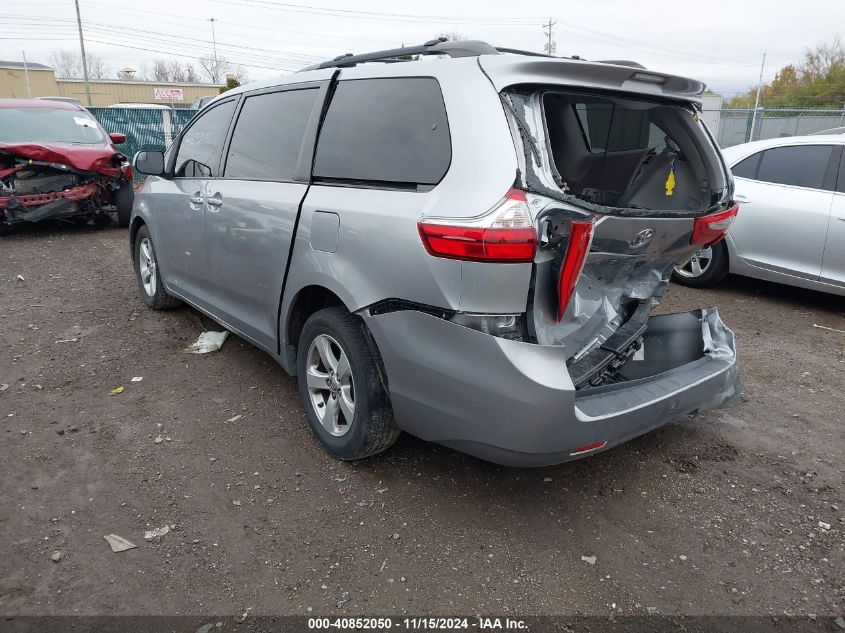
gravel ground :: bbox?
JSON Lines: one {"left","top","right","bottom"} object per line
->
{"left": 1, "top": 223, "right": 843, "bottom": 618}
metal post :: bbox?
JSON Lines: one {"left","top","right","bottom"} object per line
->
{"left": 543, "top": 18, "right": 556, "bottom": 56}
{"left": 748, "top": 52, "right": 766, "bottom": 142}
{"left": 22, "top": 51, "right": 32, "bottom": 98}
{"left": 209, "top": 18, "right": 218, "bottom": 63}
{"left": 74, "top": 0, "right": 92, "bottom": 107}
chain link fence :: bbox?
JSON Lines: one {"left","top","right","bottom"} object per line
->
{"left": 90, "top": 108, "right": 198, "bottom": 180}
{"left": 703, "top": 108, "right": 845, "bottom": 148}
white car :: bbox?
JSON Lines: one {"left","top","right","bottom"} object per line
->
{"left": 673, "top": 135, "right": 845, "bottom": 296}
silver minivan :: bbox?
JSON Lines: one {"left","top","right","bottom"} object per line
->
{"left": 130, "top": 39, "right": 741, "bottom": 466}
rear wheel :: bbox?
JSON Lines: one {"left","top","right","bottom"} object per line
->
{"left": 297, "top": 307, "right": 399, "bottom": 460}
{"left": 672, "top": 240, "right": 729, "bottom": 288}
{"left": 133, "top": 225, "right": 181, "bottom": 309}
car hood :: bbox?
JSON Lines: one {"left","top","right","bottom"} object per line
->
{"left": 0, "top": 142, "right": 124, "bottom": 176}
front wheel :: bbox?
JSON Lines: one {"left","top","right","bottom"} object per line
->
{"left": 672, "top": 240, "right": 729, "bottom": 288}
{"left": 297, "top": 307, "right": 399, "bottom": 460}
{"left": 133, "top": 225, "right": 181, "bottom": 309}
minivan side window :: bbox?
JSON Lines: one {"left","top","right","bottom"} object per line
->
{"left": 174, "top": 99, "right": 237, "bottom": 178}
{"left": 224, "top": 88, "right": 318, "bottom": 181}
{"left": 755, "top": 145, "right": 833, "bottom": 190}
{"left": 313, "top": 77, "right": 451, "bottom": 187}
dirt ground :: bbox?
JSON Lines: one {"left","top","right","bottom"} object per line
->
{"left": 1, "top": 223, "right": 843, "bottom": 619}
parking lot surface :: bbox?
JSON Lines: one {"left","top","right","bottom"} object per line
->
{"left": 1, "top": 224, "right": 843, "bottom": 617}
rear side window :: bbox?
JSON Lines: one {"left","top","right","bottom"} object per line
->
{"left": 313, "top": 78, "right": 451, "bottom": 186}
{"left": 756, "top": 145, "right": 833, "bottom": 189}
{"left": 731, "top": 152, "right": 761, "bottom": 179}
{"left": 174, "top": 99, "right": 237, "bottom": 178}
{"left": 573, "top": 102, "right": 665, "bottom": 153}
{"left": 224, "top": 88, "right": 318, "bottom": 181}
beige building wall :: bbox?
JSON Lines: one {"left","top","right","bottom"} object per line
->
{"left": 0, "top": 65, "right": 222, "bottom": 107}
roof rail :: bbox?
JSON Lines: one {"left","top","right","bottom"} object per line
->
{"left": 494, "top": 47, "right": 557, "bottom": 59}
{"left": 299, "top": 38, "right": 500, "bottom": 71}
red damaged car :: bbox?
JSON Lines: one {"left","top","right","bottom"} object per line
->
{"left": 0, "top": 99, "right": 133, "bottom": 235}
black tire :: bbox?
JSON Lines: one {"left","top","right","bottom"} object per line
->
{"left": 297, "top": 306, "right": 400, "bottom": 460}
{"left": 671, "top": 240, "right": 729, "bottom": 288}
{"left": 0, "top": 223, "right": 11, "bottom": 237}
{"left": 133, "top": 225, "right": 181, "bottom": 310}
{"left": 114, "top": 182, "right": 134, "bottom": 228}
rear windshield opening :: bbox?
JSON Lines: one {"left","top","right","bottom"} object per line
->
{"left": 541, "top": 92, "right": 722, "bottom": 212}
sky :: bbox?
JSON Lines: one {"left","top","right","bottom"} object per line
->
{"left": 2, "top": 0, "right": 843, "bottom": 100}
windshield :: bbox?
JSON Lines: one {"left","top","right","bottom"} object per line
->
{"left": 0, "top": 108, "right": 106, "bottom": 144}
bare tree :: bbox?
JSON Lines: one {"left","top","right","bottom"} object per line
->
{"left": 233, "top": 65, "right": 250, "bottom": 84}
{"left": 150, "top": 58, "right": 171, "bottom": 82}
{"left": 438, "top": 31, "right": 467, "bottom": 42}
{"left": 198, "top": 54, "right": 230, "bottom": 84}
{"left": 86, "top": 54, "right": 110, "bottom": 79}
{"left": 184, "top": 63, "right": 199, "bottom": 83}
{"left": 50, "top": 49, "right": 109, "bottom": 78}
{"left": 50, "top": 49, "right": 80, "bottom": 78}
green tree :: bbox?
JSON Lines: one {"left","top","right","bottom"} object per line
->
{"left": 726, "top": 36, "right": 845, "bottom": 108}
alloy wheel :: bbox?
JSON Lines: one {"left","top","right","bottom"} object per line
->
{"left": 675, "top": 246, "right": 713, "bottom": 278}
{"left": 138, "top": 237, "right": 157, "bottom": 296}
{"left": 305, "top": 333, "right": 355, "bottom": 437}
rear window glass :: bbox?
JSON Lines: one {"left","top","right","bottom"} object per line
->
{"left": 756, "top": 145, "right": 833, "bottom": 189}
{"left": 313, "top": 78, "right": 451, "bottom": 186}
{"left": 225, "top": 88, "right": 318, "bottom": 181}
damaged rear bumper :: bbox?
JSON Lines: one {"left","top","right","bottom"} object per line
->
{"left": 364, "top": 307, "right": 740, "bottom": 467}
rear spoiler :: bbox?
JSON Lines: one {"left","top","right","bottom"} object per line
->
{"left": 479, "top": 56, "right": 706, "bottom": 102}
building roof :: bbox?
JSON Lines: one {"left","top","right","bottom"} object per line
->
{"left": 0, "top": 60, "right": 52, "bottom": 71}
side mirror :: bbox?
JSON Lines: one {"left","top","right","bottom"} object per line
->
{"left": 133, "top": 150, "right": 165, "bottom": 176}
{"left": 109, "top": 132, "right": 126, "bottom": 145}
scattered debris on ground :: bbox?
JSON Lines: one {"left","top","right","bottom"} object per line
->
{"left": 186, "top": 331, "right": 229, "bottom": 354}
{"left": 103, "top": 534, "right": 137, "bottom": 553}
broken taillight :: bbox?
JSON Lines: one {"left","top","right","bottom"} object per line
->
{"left": 556, "top": 220, "right": 594, "bottom": 322}
{"left": 691, "top": 204, "right": 739, "bottom": 246}
{"left": 417, "top": 189, "right": 537, "bottom": 263}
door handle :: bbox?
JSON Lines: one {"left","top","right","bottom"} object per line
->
{"left": 206, "top": 193, "right": 223, "bottom": 210}
{"left": 189, "top": 193, "right": 205, "bottom": 205}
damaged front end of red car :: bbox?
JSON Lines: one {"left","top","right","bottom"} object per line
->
{"left": 0, "top": 143, "right": 133, "bottom": 230}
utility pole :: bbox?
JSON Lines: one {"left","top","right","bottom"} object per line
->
{"left": 748, "top": 52, "right": 766, "bottom": 142}
{"left": 543, "top": 18, "right": 557, "bottom": 56}
{"left": 74, "top": 0, "right": 92, "bottom": 107}
{"left": 22, "top": 51, "right": 32, "bottom": 98}
{"left": 209, "top": 17, "right": 218, "bottom": 63}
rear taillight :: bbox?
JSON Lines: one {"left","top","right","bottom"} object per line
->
{"left": 691, "top": 204, "right": 739, "bottom": 246}
{"left": 417, "top": 189, "right": 537, "bottom": 263}
{"left": 556, "top": 220, "right": 594, "bottom": 322}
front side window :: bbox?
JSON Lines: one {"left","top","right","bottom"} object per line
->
{"left": 224, "top": 88, "right": 318, "bottom": 181}
{"left": 313, "top": 77, "right": 451, "bottom": 186}
{"left": 755, "top": 145, "right": 833, "bottom": 190}
{"left": 174, "top": 99, "right": 237, "bottom": 178}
